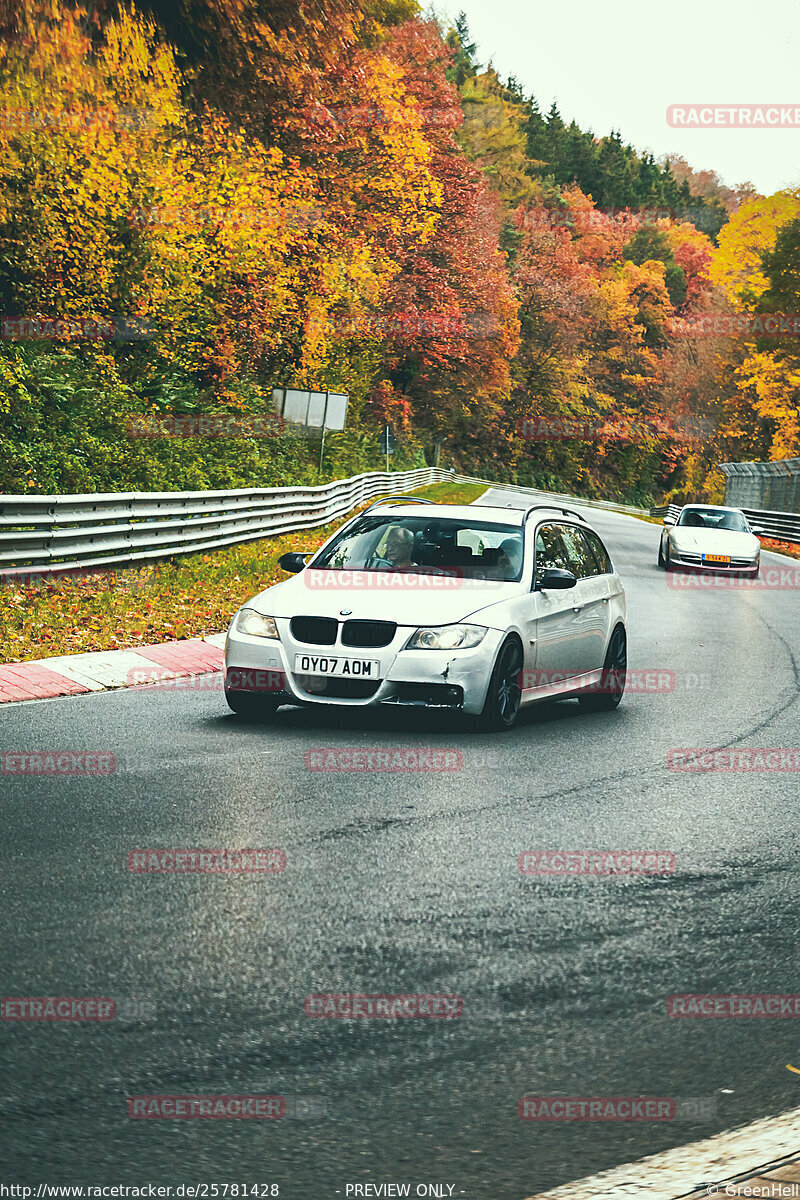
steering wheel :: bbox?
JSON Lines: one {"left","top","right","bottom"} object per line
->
{"left": 366, "top": 554, "right": 395, "bottom": 570}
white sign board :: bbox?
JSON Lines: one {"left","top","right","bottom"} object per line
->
{"left": 324, "top": 392, "right": 348, "bottom": 431}
{"left": 272, "top": 388, "right": 349, "bottom": 431}
{"left": 306, "top": 391, "right": 327, "bottom": 427}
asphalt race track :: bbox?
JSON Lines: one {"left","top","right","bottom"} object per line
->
{"left": 3, "top": 487, "right": 800, "bottom": 1197}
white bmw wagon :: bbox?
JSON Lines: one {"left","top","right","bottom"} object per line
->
{"left": 224, "top": 497, "right": 627, "bottom": 730}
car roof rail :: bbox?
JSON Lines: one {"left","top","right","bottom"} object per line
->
{"left": 522, "top": 503, "right": 586, "bottom": 523}
{"left": 364, "top": 495, "right": 435, "bottom": 511}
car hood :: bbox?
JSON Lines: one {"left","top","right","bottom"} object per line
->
{"left": 246, "top": 570, "right": 527, "bottom": 626}
{"left": 670, "top": 528, "right": 759, "bottom": 555}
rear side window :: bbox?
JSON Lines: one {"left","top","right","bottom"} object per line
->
{"left": 581, "top": 528, "right": 612, "bottom": 574}
{"left": 557, "top": 524, "right": 598, "bottom": 579}
{"left": 534, "top": 524, "right": 571, "bottom": 573}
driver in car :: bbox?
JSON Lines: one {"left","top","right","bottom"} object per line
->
{"left": 384, "top": 526, "right": 414, "bottom": 570}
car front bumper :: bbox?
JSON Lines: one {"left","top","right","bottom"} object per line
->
{"left": 669, "top": 551, "right": 759, "bottom": 574}
{"left": 224, "top": 620, "right": 505, "bottom": 716}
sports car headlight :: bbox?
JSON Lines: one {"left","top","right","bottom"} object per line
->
{"left": 234, "top": 609, "right": 279, "bottom": 639}
{"left": 407, "top": 624, "right": 487, "bottom": 650}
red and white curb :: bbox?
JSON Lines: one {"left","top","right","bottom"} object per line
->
{"left": 525, "top": 1105, "right": 800, "bottom": 1198}
{"left": 0, "top": 633, "right": 227, "bottom": 704}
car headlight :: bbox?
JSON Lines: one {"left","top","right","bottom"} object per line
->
{"left": 407, "top": 624, "right": 487, "bottom": 650}
{"left": 234, "top": 609, "right": 279, "bottom": 639}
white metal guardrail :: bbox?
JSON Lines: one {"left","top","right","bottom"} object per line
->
{"left": 650, "top": 503, "right": 683, "bottom": 523}
{"left": 0, "top": 467, "right": 449, "bottom": 578}
{"left": 4, "top": 467, "right": 797, "bottom": 581}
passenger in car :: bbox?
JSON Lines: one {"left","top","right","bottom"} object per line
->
{"left": 473, "top": 546, "right": 512, "bottom": 580}
{"left": 498, "top": 537, "right": 523, "bottom": 579}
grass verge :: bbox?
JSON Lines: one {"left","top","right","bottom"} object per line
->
{"left": 0, "top": 481, "right": 487, "bottom": 663}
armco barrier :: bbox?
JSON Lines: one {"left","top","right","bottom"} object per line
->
{"left": 0, "top": 468, "right": 447, "bottom": 578}
{"left": 4, "top": 467, "right": 797, "bottom": 580}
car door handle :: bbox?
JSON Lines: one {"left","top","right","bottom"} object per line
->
{"left": 572, "top": 605, "right": 583, "bottom": 613}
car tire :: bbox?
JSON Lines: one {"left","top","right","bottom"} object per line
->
{"left": 578, "top": 625, "right": 627, "bottom": 713}
{"left": 658, "top": 540, "right": 666, "bottom": 568}
{"left": 478, "top": 637, "right": 523, "bottom": 732}
{"left": 225, "top": 690, "right": 280, "bottom": 720}
{"left": 664, "top": 542, "right": 674, "bottom": 571}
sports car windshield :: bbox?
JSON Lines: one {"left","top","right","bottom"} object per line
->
{"left": 313, "top": 516, "right": 525, "bottom": 581}
{"left": 677, "top": 508, "right": 749, "bottom": 532}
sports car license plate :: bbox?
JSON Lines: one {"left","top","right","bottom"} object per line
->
{"left": 294, "top": 653, "right": 380, "bottom": 678}
{"left": 703, "top": 554, "right": 730, "bottom": 564}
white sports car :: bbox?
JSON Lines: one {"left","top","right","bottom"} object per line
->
{"left": 658, "top": 504, "right": 763, "bottom": 575}
{"left": 224, "top": 497, "right": 627, "bottom": 730}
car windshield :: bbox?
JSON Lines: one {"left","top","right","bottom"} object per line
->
{"left": 313, "top": 515, "right": 525, "bottom": 581}
{"left": 677, "top": 507, "right": 749, "bottom": 532}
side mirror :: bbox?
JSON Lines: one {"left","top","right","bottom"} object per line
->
{"left": 663, "top": 516, "right": 676, "bottom": 526}
{"left": 535, "top": 567, "right": 577, "bottom": 591}
{"left": 278, "top": 552, "right": 310, "bottom": 573}
{"left": 750, "top": 525, "right": 765, "bottom": 536}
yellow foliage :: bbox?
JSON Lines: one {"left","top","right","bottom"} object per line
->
{"left": 710, "top": 191, "right": 800, "bottom": 306}
{"left": 0, "top": 2, "right": 441, "bottom": 399}
{"left": 736, "top": 351, "right": 800, "bottom": 458}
